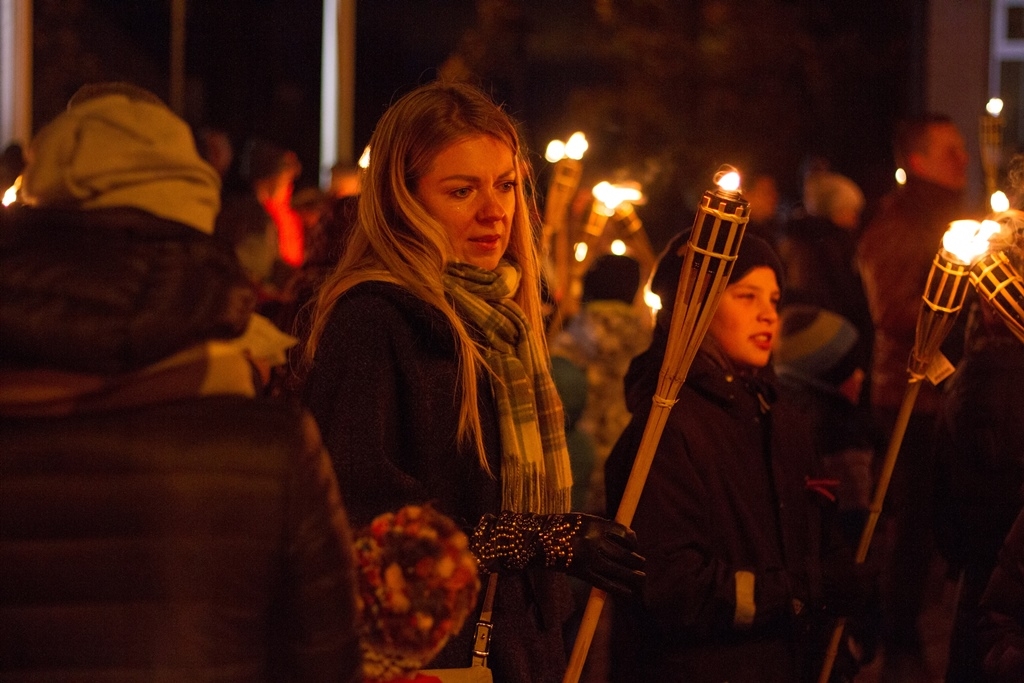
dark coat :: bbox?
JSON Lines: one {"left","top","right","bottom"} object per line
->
{"left": 605, "top": 350, "right": 841, "bottom": 683}
{"left": 934, "top": 317, "right": 1024, "bottom": 683}
{"left": 776, "top": 215, "right": 874, "bottom": 368}
{"left": 0, "top": 206, "right": 360, "bottom": 683}
{"left": 979, "top": 508, "right": 1024, "bottom": 683}
{"left": 855, "top": 178, "right": 966, "bottom": 414}
{"left": 301, "top": 281, "right": 574, "bottom": 683}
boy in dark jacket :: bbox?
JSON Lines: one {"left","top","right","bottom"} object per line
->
{"left": 606, "top": 233, "right": 868, "bottom": 682}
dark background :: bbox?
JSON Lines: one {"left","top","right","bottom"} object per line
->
{"left": 30, "top": 0, "right": 926, "bottom": 251}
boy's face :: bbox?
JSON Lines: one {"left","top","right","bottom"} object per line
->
{"left": 708, "top": 266, "right": 780, "bottom": 368}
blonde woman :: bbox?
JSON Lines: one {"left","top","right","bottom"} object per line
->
{"left": 300, "top": 81, "right": 643, "bottom": 683}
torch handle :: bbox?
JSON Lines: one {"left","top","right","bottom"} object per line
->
{"left": 563, "top": 587, "right": 607, "bottom": 681}
{"left": 562, "top": 394, "right": 677, "bottom": 683}
{"left": 818, "top": 379, "right": 923, "bottom": 683}
{"left": 564, "top": 181, "right": 748, "bottom": 683}
{"left": 612, "top": 398, "right": 675, "bottom": 526}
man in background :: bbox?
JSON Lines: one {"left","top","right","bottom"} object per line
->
{"left": 856, "top": 113, "right": 969, "bottom": 683}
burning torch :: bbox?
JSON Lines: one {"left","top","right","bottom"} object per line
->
{"left": 819, "top": 218, "right": 1000, "bottom": 682}
{"left": 964, "top": 206, "right": 1024, "bottom": 344}
{"left": 542, "top": 132, "right": 588, "bottom": 303}
{"left": 560, "top": 180, "right": 646, "bottom": 320}
{"left": 981, "top": 98, "right": 1005, "bottom": 200}
{"left": 563, "top": 166, "right": 751, "bottom": 683}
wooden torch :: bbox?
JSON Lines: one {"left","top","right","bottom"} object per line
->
{"left": 818, "top": 219, "right": 1000, "bottom": 682}
{"left": 563, "top": 166, "right": 751, "bottom": 683}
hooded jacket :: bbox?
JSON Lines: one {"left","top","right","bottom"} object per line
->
{"left": 604, "top": 340, "right": 844, "bottom": 683}
{"left": 0, "top": 205, "right": 360, "bottom": 683}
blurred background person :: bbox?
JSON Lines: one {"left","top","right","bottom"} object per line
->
{"left": 776, "top": 171, "right": 874, "bottom": 396}
{"left": 549, "top": 253, "right": 652, "bottom": 515}
{"left": 855, "top": 112, "right": 970, "bottom": 683}
{"left": 0, "top": 82, "right": 360, "bottom": 683}
{"left": 774, "top": 304, "right": 878, "bottom": 540}
{"left": 216, "top": 137, "right": 305, "bottom": 315}
{"left": 774, "top": 304, "right": 883, "bottom": 671}
{"left": 934, "top": 204, "right": 1024, "bottom": 683}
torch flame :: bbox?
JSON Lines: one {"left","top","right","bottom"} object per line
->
{"left": 358, "top": 145, "right": 371, "bottom": 169}
{"left": 941, "top": 219, "right": 1000, "bottom": 265}
{"left": 592, "top": 181, "right": 643, "bottom": 212}
{"left": 565, "top": 132, "right": 589, "bottom": 160}
{"left": 987, "top": 97, "right": 1004, "bottom": 117}
{"left": 713, "top": 167, "right": 741, "bottom": 192}
{"left": 2, "top": 176, "right": 21, "bottom": 207}
{"left": 574, "top": 242, "right": 588, "bottom": 262}
{"left": 991, "top": 191, "right": 1010, "bottom": 213}
{"left": 546, "top": 132, "right": 589, "bottom": 163}
{"left": 643, "top": 286, "right": 662, "bottom": 313}
{"left": 545, "top": 140, "right": 566, "bottom": 163}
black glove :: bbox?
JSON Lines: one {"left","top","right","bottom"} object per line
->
{"left": 822, "top": 557, "right": 880, "bottom": 619}
{"left": 470, "top": 511, "right": 645, "bottom": 597}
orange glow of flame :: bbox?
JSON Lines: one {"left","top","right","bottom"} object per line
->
{"left": 713, "top": 166, "right": 741, "bottom": 192}
{"left": 941, "top": 219, "right": 1000, "bottom": 264}
{"left": 2, "top": 176, "right": 21, "bottom": 207}
{"left": 592, "top": 181, "right": 643, "bottom": 212}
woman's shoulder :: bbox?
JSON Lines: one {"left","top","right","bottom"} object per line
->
{"left": 320, "top": 280, "right": 456, "bottom": 354}
{"left": 330, "top": 281, "right": 446, "bottom": 327}
{"left": 338, "top": 280, "right": 426, "bottom": 309}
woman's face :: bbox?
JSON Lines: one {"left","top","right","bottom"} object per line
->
{"left": 708, "top": 266, "right": 780, "bottom": 368}
{"left": 414, "top": 134, "right": 516, "bottom": 271}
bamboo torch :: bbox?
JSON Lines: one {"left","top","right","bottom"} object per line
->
{"left": 561, "top": 181, "right": 645, "bottom": 321}
{"left": 970, "top": 249, "right": 1024, "bottom": 343}
{"left": 542, "top": 133, "right": 588, "bottom": 304}
{"left": 616, "top": 201, "right": 658, "bottom": 288}
{"left": 981, "top": 98, "right": 1005, "bottom": 200}
{"left": 563, "top": 166, "right": 751, "bottom": 683}
{"left": 818, "top": 219, "right": 998, "bottom": 682}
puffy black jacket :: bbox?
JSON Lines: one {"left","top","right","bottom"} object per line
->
{"left": 1, "top": 398, "right": 360, "bottom": 683}
{"left": 605, "top": 348, "right": 845, "bottom": 683}
{"left": 0, "top": 206, "right": 360, "bottom": 682}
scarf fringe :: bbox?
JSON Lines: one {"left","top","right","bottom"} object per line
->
{"left": 444, "top": 261, "right": 573, "bottom": 514}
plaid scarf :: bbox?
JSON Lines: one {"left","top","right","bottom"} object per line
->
{"left": 443, "top": 261, "right": 572, "bottom": 514}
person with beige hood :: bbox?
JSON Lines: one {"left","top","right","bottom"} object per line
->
{"left": 0, "top": 82, "right": 361, "bottom": 682}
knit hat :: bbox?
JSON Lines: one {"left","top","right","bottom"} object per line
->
{"left": 775, "top": 304, "right": 862, "bottom": 388}
{"left": 354, "top": 504, "right": 481, "bottom": 682}
{"left": 803, "top": 172, "right": 864, "bottom": 223}
{"left": 582, "top": 254, "right": 641, "bottom": 305}
{"left": 21, "top": 90, "right": 221, "bottom": 234}
{"left": 650, "top": 231, "right": 785, "bottom": 329}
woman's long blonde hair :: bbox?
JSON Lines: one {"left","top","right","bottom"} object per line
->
{"left": 301, "top": 80, "right": 546, "bottom": 472}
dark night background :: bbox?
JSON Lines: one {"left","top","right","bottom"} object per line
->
{"left": 30, "top": 0, "right": 926, "bottom": 251}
